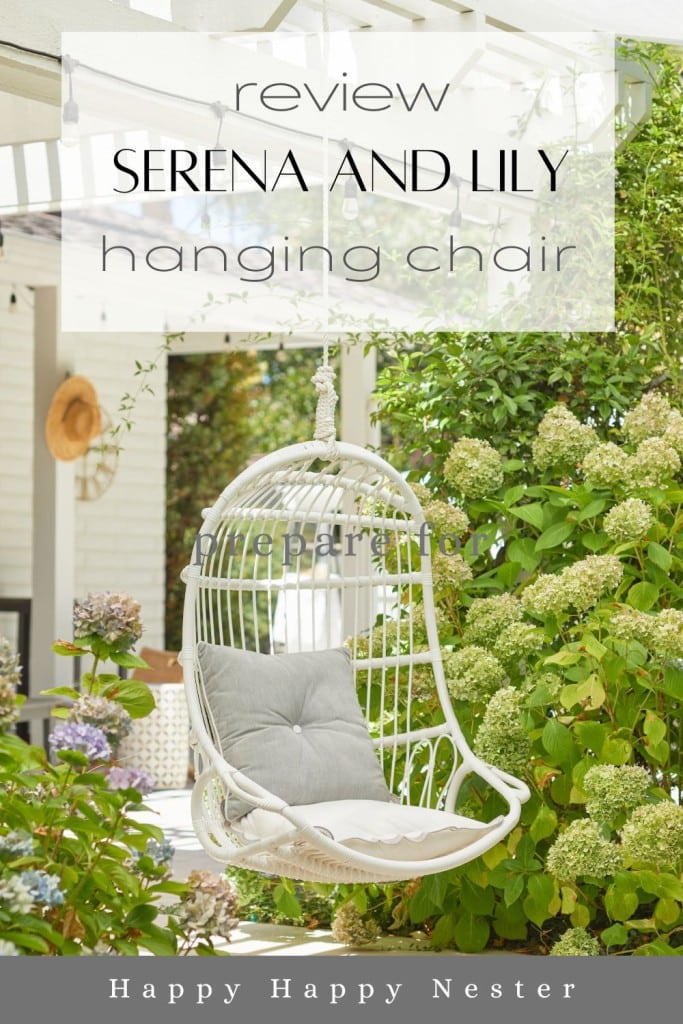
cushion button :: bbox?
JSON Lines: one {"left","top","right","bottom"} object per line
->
{"left": 292, "top": 724, "right": 302, "bottom": 734}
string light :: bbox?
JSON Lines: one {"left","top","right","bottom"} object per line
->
{"left": 62, "top": 54, "right": 80, "bottom": 147}
{"left": 0, "top": 220, "right": 4, "bottom": 260}
{"left": 200, "top": 197, "right": 211, "bottom": 233}
{"left": 8, "top": 288, "right": 17, "bottom": 314}
{"left": 446, "top": 174, "right": 462, "bottom": 238}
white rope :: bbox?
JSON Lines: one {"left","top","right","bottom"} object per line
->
{"left": 312, "top": 362, "right": 337, "bottom": 444}
{"left": 312, "top": 0, "right": 337, "bottom": 448}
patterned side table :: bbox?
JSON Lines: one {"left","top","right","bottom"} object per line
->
{"left": 117, "top": 683, "right": 190, "bottom": 789}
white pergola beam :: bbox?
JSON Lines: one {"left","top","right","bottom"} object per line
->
{"left": 0, "top": 48, "right": 60, "bottom": 106}
{"left": 0, "top": 0, "right": 181, "bottom": 56}
{"left": 170, "top": 1, "right": 299, "bottom": 31}
{"left": 0, "top": 0, "right": 180, "bottom": 105}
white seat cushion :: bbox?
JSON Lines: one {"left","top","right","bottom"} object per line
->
{"left": 237, "top": 799, "right": 504, "bottom": 863}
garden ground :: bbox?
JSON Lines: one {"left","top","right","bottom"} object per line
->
{"left": 139, "top": 788, "right": 447, "bottom": 957}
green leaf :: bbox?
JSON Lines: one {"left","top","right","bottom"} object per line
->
{"left": 100, "top": 679, "right": 156, "bottom": 719}
{"left": 530, "top": 805, "right": 558, "bottom": 843}
{"left": 577, "top": 499, "right": 608, "bottom": 522}
{"left": 125, "top": 904, "right": 157, "bottom": 929}
{"left": 40, "top": 686, "right": 80, "bottom": 699}
{"left": 605, "top": 885, "right": 639, "bottom": 921}
{"left": 647, "top": 541, "right": 673, "bottom": 571}
{"left": 505, "top": 538, "right": 540, "bottom": 573}
{"left": 452, "top": 912, "right": 490, "bottom": 953}
{"left": 109, "top": 651, "right": 149, "bottom": 667}
{"left": 493, "top": 902, "right": 528, "bottom": 941}
{"left": 421, "top": 871, "right": 450, "bottom": 909}
{"left": 542, "top": 719, "right": 575, "bottom": 763}
{"left": 109, "top": 650, "right": 151, "bottom": 670}
{"left": 273, "top": 885, "right": 303, "bottom": 920}
{"left": 460, "top": 878, "right": 495, "bottom": 916}
{"left": 574, "top": 721, "right": 607, "bottom": 754}
{"left": 137, "top": 933, "right": 178, "bottom": 957}
{"left": 4, "top": 931, "right": 51, "bottom": 954}
{"left": 636, "top": 871, "right": 683, "bottom": 901}
{"left": 504, "top": 874, "right": 525, "bottom": 908}
{"left": 544, "top": 650, "right": 582, "bottom": 667}
{"left": 430, "top": 912, "right": 457, "bottom": 948}
{"left": 503, "top": 485, "right": 526, "bottom": 506}
{"left": 601, "top": 923, "right": 629, "bottom": 947}
{"left": 523, "top": 874, "right": 555, "bottom": 927}
{"left": 570, "top": 902, "right": 591, "bottom": 928}
{"left": 110, "top": 938, "right": 139, "bottom": 956}
{"left": 660, "top": 666, "right": 683, "bottom": 700}
{"left": 482, "top": 844, "right": 507, "bottom": 870}
{"left": 560, "top": 886, "right": 577, "bottom": 914}
{"left": 409, "top": 880, "right": 441, "bottom": 923}
{"left": 580, "top": 633, "right": 608, "bottom": 661}
{"left": 56, "top": 750, "right": 91, "bottom": 767}
{"left": 633, "top": 938, "right": 681, "bottom": 956}
{"left": 535, "top": 521, "right": 575, "bottom": 553}
{"left": 581, "top": 532, "right": 609, "bottom": 552}
{"left": 643, "top": 711, "right": 667, "bottom": 746}
{"left": 601, "top": 737, "right": 632, "bottom": 764}
{"left": 654, "top": 898, "right": 680, "bottom": 928}
{"left": 511, "top": 503, "right": 545, "bottom": 530}
{"left": 51, "top": 642, "right": 84, "bottom": 657}
{"left": 574, "top": 674, "right": 606, "bottom": 710}
{"left": 627, "top": 581, "right": 660, "bottom": 611}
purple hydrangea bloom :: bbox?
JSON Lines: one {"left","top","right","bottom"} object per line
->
{"left": 20, "top": 869, "right": 65, "bottom": 908}
{"left": 133, "top": 838, "right": 175, "bottom": 867}
{"left": 73, "top": 591, "right": 143, "bottom": 651}
{"left": 0, "top": 830, "right": 34, "bottom": 858}
{"left": 107, "top": 766, "right": 154, "bottom": 795}
{"left": 49, "top": 722, "right": 112, "bottom": 762}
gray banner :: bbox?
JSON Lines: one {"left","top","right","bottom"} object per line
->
{"left": 0, "top": 954, "right": 676, "bottom": 1024}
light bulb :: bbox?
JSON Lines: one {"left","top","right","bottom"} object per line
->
{"left": 342, "top": 196, "right": 359, "bottom": 221}
{"left": 342, "top": 179, "right": 359, "bottom": 221}
{"left": 61, "top": 99, "right": 80, "bottom": 148}
{"left": 8, "top": 291, "right": 17, "bottom": 314}
{"left": 212, "top": 148, "right": 227, "bottom": 171}
{"left": 446, "top": 207, "right": 462, "bottom": 242}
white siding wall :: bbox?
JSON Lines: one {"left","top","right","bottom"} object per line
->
{"left": 0, "top": 294, "right": 34, "bottom": 597}
{"left": 71, "top": 333, "right": 167, "bottom": 650}
{"left": 0, "top": 264, "right": 168, "bottom": 685}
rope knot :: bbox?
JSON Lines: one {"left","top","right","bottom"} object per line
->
{"left": 311, "top": 364, "right": 338, "bottom": 446}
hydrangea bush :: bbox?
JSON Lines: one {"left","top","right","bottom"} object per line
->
{"left": 0, "top": 593, "right": 238, "bottom": 956}
{"left": 335, "top": 394, "right": 683, "bottom": 955}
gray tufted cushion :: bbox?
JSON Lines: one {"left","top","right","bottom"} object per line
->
{"left": 196, "top": 643, "right": 393, "bottom": 820}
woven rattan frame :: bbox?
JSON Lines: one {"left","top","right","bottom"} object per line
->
{"left": 181, "top": 439, "right": 530, "bottom": 882}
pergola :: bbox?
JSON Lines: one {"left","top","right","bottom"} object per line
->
{"left": 0, "top": 0, "right": 677, "bottom": 706}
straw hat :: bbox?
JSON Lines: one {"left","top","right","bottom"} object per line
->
{"left": 45, "top": 375, "right": 102, "bottom": 461}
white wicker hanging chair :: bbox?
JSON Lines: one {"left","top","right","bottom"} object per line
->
{"left": 180, "top": 361, "right": 530, "bottom": 883}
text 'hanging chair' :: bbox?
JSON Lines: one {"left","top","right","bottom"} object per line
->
{"left": 180, "top": 359, "right": 530, "bottom": 883}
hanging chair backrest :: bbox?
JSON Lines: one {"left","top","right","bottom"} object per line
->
{"left": 182, "top": 439, "right": 457, "bottom": 808}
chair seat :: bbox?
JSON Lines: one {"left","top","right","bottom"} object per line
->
{"left": 237, "top": 799, "right": 504, "bottom": 863}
